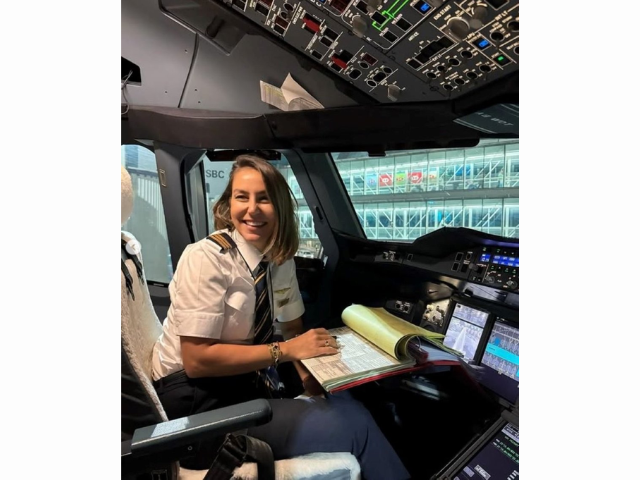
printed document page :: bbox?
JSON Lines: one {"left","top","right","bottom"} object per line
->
{"left": 260, "top": 74, "right": 323, "bottom": 111}
{"left": 301, "top": 327, "right": 412, "bottom": 386}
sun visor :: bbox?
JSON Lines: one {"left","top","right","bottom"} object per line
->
{"left": 454, "top": 104, "right": 519, "bottom": 135}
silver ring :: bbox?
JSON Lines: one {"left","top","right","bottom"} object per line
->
{"left": 325, "top": 339, "right": 329, "bottom": 347}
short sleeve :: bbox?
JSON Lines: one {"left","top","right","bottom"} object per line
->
{"left": 273, "top": 259, "right": 305, "bottom": 323}
{"left": 170, "top": 243, "right": 229, "bottom": 339}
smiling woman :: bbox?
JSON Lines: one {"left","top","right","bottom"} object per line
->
{"left": 213, "top": 154, "right": 300, "bottom": 265}
{"left": 229, "top": 168, "right": 276, "bottom": 252}
{"left": 149, "top": 153, "right": 410, "bottom": 479}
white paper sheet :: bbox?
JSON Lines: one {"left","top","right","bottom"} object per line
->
{"left": 260, "top": 74, "right": 324, "bottom": 111}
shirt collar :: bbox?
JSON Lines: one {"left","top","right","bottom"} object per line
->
{"left": 230, "top": 228, "right": 265, "bottom": 272}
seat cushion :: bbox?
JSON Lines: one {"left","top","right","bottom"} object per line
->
{"left": 121, "top": 345, "right": 164, "bottom": 440}
{"left": 179, "top": 451, "right": 360, "bottom": 480}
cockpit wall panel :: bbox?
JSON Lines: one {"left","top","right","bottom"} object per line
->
{"left": 180, "top": 32, "right": 359, "bottom": 112}
{"left": 122, "top": 0, "right": 198, "bottom": 108}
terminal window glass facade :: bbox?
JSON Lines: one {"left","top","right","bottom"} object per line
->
{"left": 331, "top": 139, "right": 519, "bottom": 242}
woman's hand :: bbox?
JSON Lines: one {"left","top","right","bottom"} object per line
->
{"left": 280, "top": 328, "right": 339, "bottom": 361}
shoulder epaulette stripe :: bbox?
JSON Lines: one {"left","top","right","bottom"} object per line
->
{"left": 207, "top": 232, "right": 237, "bottom": 252}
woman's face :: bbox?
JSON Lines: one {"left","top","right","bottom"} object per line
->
{"left": 230, "top": 167, "right": 276, "bottom": 252}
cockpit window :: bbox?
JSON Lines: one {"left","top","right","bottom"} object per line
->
{"left": 332, "top": 139, "right": 519, "bottom": 241}
{"left": 121, "top": 145, "right": 174, "bottom": 284}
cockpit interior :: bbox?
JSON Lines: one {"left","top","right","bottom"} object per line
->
{"left": 121, "top": 0, "right": 519, "bottom": 477}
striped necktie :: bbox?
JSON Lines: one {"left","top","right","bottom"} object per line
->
{"left": 253, "top": 261, "right": 273, "bottom": 344}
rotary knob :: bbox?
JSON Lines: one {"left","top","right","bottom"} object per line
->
{"left": 469, "top": 5, "right": 488, "bottom": 31}
{"left": 469, "top": 18, "right": 483, "bottom": 30}
{"left": 352, "top": 15, "right": 368, "bottom": 38}
{"left": 505, "top": 280, "right": 518, "bottom": 289}
{"left": 484, "top": 272, "right": 496, "bottom": 284}
{"left": 447, "top": 17, "right": 471, "bottom": 41}
{"left": 366, "top": 0, "right": 382, "bottom": 12}
{"left": 473, "top": 5, "right": 489, "bottom": 21}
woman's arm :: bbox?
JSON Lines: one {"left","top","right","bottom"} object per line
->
{"left": 182, "top": 324, "right": 338, "bottom": 378}
{"left": 181, "top": 337, "right": 275, "bottom": 377}
{"left": 279, "top": 316, "right": 304, "bottom": 340}
{"left": 280, "top": 317, "right": 311, "bottom": 384}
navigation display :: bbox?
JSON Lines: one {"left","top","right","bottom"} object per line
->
{"left": 480, "top": 319, "right": 520, "bottom": 403}
{"left": 453, "top": 422, "right": 519, "bottom": 480}
{"left": 443, "top": 304, "right": 489, "bottom": 362}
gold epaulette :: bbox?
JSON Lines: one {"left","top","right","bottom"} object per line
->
{"left": 206, "top": 232, "right": 237, "bottom": 252}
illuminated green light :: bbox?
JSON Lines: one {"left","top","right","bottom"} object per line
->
{"left": 493, "top": 53, "right": 511, "bottom": 66}
{"left": 371, "top": 0, "right": 411, "bottom": 31}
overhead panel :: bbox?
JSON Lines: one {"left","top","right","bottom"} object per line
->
{"left": 189, "top": 0, "right": 519, "bottom": 103}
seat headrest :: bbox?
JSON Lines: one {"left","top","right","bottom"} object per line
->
{"left": 122, "top": 165, "right": 134, "bottom": 227}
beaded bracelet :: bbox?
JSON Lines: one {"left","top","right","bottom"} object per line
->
{"left": 268, "top": 342, "right": 282, "bottom": 368}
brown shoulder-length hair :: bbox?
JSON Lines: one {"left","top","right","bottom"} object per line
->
{"left": 212, "top": 154, "right": 299, "bottom": 265}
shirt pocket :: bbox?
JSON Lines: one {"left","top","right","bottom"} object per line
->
{"left": 223, "top": 278, "right": 255, "bottom": 340}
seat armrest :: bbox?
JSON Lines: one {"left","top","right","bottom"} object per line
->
{"left": 129, "top": 399, "right": 272, "bottom": 457}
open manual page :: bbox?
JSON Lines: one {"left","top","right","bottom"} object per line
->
{"left": 301, "top": 305, "right": 463, "bottom": 393}
{"left": 260, "top": 74, "right": 324, "bottom": 111}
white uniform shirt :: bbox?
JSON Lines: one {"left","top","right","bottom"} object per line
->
{"left": 152, "top": 229, "right": 305, "bottom": 380}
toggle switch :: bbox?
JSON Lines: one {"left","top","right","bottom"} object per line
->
{"left": 387, "top": 84, "right": 401, "bottom": 101}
